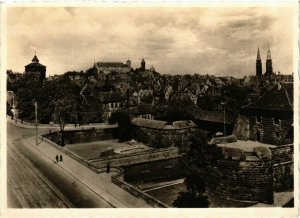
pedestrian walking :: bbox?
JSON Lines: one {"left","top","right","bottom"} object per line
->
{"left": 55, "top": 155, "right": 59, "bottom": 163}
{"left": 60, "top": 154, "right": 63, "bottom": 162}
{"left": 106, "top": 162, "right": 110, "bottom": 173}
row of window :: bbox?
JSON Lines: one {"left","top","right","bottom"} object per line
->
{"left": 105, "top": 102, "right": 121, "bottom": 109}
{"left": 256, "top": 116, "right": 281, "bottom": 125}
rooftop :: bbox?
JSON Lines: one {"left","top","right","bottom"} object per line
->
{"left": 242, "top": 83, "right": 293, "bottom": 112}
{"left": 193, "top": 109, "right": 235, "bottom": 124}
{"left": 216, "top": 140, "right": 276, "bottom": 152}
{"left": 131, "top": 118, "right": 197, "bottom": 130}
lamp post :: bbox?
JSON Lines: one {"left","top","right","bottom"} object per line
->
{"left": 221, "top": 102, "right": 227, "bottom": 147}
{"left": 33, "top": 99, "right": 38, "bottom": 145}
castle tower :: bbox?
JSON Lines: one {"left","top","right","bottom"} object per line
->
{"left": 24, "top": 53, "right": 46, "bottom": 83}
{"left": 256, "top": 46, "right": 262, "bottom": 78}
{"left": 265, "top": 43, "right": 273, "bottom": 78}
{"left": 141, "top": 58, "right": 145, "bottom": 71}
{"left": 126, "top": 59, "right": 131, "bottom": 69}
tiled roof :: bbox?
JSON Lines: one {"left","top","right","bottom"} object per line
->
{"left": 242, "top": 83, "right": 293, "bottom": 112}
{"left": 193, "top": 110, "right": 235, "bottom": 124}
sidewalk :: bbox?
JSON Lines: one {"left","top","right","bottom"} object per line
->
{"left": 7, "top": 117, "right": 117, "bottom": 130}
{"left": 21, "top": 136, "right": 152, "bottom": 208}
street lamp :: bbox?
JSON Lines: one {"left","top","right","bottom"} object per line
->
{"left": 220, "top": 102, "right": 227, "bottom": 147}
{"left": 33, "top": 99, "right": 38, "bottom": 145}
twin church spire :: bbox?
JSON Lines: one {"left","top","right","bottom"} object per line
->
{"left": 256, "top": 43, "right": 273, "bottom": 78}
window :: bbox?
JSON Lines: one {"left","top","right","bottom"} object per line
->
{"left": 273, "top": 117, "right": 280, "bottom": 125}
{"left": 256, "top": 116, "right": 262, "bottom": 123}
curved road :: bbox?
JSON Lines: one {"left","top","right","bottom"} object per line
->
{"left": 7, "top": 122, "right": 113, "bottom": 208}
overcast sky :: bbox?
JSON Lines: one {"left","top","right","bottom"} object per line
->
{"left": 7, "top": 6, "right": 294, "bottom": 77}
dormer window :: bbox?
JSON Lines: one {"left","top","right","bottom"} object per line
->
{"left": 256, "top": 116, "right": 262, "bottom": 123}
{"left": 273, "top": 117, "right": 280, "bottom": 125}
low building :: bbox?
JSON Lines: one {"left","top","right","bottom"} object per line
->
{"left": 93, "top": 92, "right": 126, "bottom": 121}
{"left": 131, "top": 118, "right": 198, "bottom": 148}
{"left": 128, "top": 103, "right": 154, "bottom": 120}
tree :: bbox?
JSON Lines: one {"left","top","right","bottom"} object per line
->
{"left": 54, "top": 95, "right": 79, "bottom": 146}
{"left": 173, "top": 130, "right": 221, "bottom": 208}
{"left": 164, "top": 95, "right": 196, "bottom": 123}
{"left": 109, "top": 110, "right": 133, "bottom": 142}
{"left": 140, "top": 94, "right": 153, "bottom": 104}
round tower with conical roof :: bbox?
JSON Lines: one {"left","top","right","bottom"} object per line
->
{"left": 24, "top": 53, "right": 46, "bottom": 83}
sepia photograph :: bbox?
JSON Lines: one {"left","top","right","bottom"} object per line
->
{"left": 2, "top": 1, "right": 299, "bottom": 217}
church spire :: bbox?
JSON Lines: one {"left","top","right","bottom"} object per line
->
{"left": 256, "top": 45, "right": 262, "bottom": 78}
{"left": 265, "top": 42, "right": 273, "bottom": 78}
{"left": 267, "top": 42, "right": 272, "bottom": 60}
{"left": 32, "top": 52, "right": 39, "bottom": 63}
{"left": 256, "top": 45, "right": 261, "bottom": 60}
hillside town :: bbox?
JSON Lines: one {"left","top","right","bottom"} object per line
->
{"left": 6, "top": 42, "right": 294, "bottom": 208}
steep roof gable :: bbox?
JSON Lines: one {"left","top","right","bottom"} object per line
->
{"left": 242, "top": 83, "right": 293, "bottom": 112}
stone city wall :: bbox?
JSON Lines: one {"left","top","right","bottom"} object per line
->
{"left": 248, "top": 116, "right": 292, "bottom": 145}
{"left": 270, "top": 144, "right": 294, "bottom": 192}
{"left": 207, "top": 158, "right": 274, "bottom": 204}
{"left": 132, "top": 126, "right": 197, "bottom": 148}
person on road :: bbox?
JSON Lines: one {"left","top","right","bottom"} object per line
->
{"left": 60, "top": 155, "right": 63, "bottom": 162}
{"left": 106, "top": 162, "right": 110, "bottom": 173}
{"left": 55, "top": 155, "right": 59, "bottom": 163}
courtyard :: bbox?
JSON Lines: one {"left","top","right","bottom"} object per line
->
{"left": 64, "top": 139, "right": 152, "bottom": 160}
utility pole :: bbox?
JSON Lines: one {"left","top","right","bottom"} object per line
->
{"left": 33, "top": 100, "right": 38, "bottom": 145}
{"left": 221, "top": 102, "right": 226, "bottom": 147}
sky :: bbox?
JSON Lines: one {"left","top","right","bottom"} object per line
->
{"left": 7, "top": 6, "right": 295, "bottom": 77}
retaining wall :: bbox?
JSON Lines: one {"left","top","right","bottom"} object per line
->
{"left": 88, "top": 147, "right": 181, "bottom": 168}
{"left": 43, "top": 127, "right": 118, "bottom": 145}
{"left": 111, "top": 169, "right": 168, "bottom": 208}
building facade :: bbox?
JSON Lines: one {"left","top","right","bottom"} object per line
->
{"left": 94, "top": 61, "right": 131, "bottom": 74}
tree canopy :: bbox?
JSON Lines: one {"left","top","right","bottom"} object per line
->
{"left": 108, "top": 110, "right": 133, "bottom": 142}
{"left": 173, "top": 130, "right": 222, "bottom": 208}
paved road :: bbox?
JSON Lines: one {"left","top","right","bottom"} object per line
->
{"left": 7, "top": 121, "right": 152, "bottom": 208}
{"left": 7, "top": 123, "right": 113, "bottom": 208}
